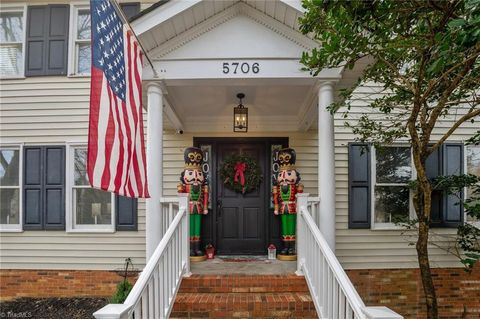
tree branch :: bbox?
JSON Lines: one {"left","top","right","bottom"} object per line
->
{"left": 429, "top": 108, "right": 480, "bottom": 154}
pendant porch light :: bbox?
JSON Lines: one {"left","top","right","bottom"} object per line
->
{"left": 233, "top": 93, "right": 248, "bottom": 132}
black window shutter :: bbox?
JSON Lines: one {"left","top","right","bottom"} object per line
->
{"left": 44, "top": 146, "right": 65, "bottom": 229}
{"left": 25, "top": 6, "right": 47, "bottom": 76}
{"left": 442, "top": 143, "right": 464, "bottom": 227}
{"left": 26, "top": 5, "right": 69, "bottom": 76}
{"left": 23, "top": 146, "right": 65, "bottom": 230}
{"left": 426, "top": 147, "right": 443, "bottom": 225}
{"left": 120, "top": 2, "right": 140, "bottom": 21}
{"left": 116, "top": 195, "right": 137, "bottom": 231}
{"left": 348, "top": 143, "right": 371, "bottom": 229}
{"left": 23, "top": 147, "right": 43, "bottom": 229}
{"left": 45, "top": 5, "right": 69, "bottom": 75}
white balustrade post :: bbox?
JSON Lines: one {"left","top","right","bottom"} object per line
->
{"left": 295, "top": 193, "right": 309, "bottom": 276}
{"left": 178, "top": 193, "right": 191, "bottom": 277}
{"left": 318, "top": 82, "right": 336, "bottom": 251}
{"left": 146, "top": 82, "right": 165, "bottom": 261}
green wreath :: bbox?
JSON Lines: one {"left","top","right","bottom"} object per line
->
{"left": 220, "top": 154, "right": 262, "bottom": 194}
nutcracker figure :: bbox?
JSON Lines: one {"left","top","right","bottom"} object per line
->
{"left": 272, "top": 148, "right": 303, "bottom": 256}
{"left": 178, "top": 147, "right": 209, "bottom": 257}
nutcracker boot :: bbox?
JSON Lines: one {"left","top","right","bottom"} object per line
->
{"left": 190, "top": 242, "right": 195, "bottom": 256}
{"left": 288, "top": 240, "right": 296, "bottom": 255}
{"left": 280, "top": 240, "right": 289, "bottom": 255}
{"left": 194, "top": 240, "right": 204, "bottom": 256}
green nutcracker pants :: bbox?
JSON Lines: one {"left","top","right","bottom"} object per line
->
{"left": 190, "top": 214, "right": 202, "bottom": 242}
{"left": 281, "top": 214, "right": 296, "bottom": 241}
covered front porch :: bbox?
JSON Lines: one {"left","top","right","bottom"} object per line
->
{"left": 94, "top": 1, "right": 402, "bottom": 318}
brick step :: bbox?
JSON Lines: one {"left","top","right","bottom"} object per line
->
{"left": 171, "top": 292, "right": 317, "bottom": 319}
{"left": 178, "top": 275, "right": 309, "bottom": 293}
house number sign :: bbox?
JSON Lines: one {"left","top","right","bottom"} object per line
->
{"left": 222, "top": 62, "right": 260, "bottom": 74}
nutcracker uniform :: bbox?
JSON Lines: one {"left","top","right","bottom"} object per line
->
{"left": 178, "top": 147, "right": 209, "bottom": 257}
{"left": 273, "top": 148, "right": 303, "bottom": 255}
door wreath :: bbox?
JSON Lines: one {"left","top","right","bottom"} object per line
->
{"left": 220, "top": 154, "right": 262, "bottom": 194}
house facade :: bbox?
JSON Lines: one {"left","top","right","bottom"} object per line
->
{"left": 0, "top": 0, "right": 479, "bottom": 317}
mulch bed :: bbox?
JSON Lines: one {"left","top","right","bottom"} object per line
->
{"left": 0, "top": 297, "right": 110, "bottom": 319}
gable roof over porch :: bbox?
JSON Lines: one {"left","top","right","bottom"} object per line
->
{"left": 130, "top": 0, "right": 369, "bottom": 132}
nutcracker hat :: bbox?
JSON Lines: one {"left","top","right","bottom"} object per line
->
{"left": 278, "top": 148, "right": 296, "bottom": 170}
{"left": 184, "top": 147, "right": 204, "bottom": 170}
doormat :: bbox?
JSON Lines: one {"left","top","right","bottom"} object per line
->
{"left": 217, "top": 255, "right": 269, "bottom": 262}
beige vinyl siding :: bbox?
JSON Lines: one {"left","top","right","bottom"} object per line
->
{"left": 334, "top": 83, "right": 479, "bottom": 269}
{"left": 0, "top": 76, "right": 148, "bottom": 270}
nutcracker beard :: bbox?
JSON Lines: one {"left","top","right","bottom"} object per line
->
{"left": 179, "top": 169, "right": 209, "bottom": 257}
{"left": 273, "top": 169, "right": 303, "bottom": 256}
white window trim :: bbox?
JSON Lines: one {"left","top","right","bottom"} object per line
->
{"left": 66, "top": 144, "right": 115, "bottom": 233}
{"left": 0, "top": 144, "right": 23, "bottom": 232}
{"left": 68, "top": 4, "right": 91, "bottom": 77}
{"left": 0, "top": 4, "right": 27, "bottom": 79}
{"left": 465, "top": 144, "right": 480, "bottom": 229}
{"left": 371, "top": 145, "right": 416, "bottom": 230}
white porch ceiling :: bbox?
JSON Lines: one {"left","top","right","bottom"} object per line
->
{"left": 163, "top": 81, "right": 316, "bottom": 132}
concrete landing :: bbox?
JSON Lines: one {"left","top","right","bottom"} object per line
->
{"left": 190, "top": 255, "right": 296, "bottom": 275}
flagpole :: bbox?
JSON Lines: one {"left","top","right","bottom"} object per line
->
{"left": 110, "top": 0, "right": 159, "bottom": 78}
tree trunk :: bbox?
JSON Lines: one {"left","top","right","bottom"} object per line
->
{"left": 410, "top": 136, "right": 438, "bottom": 319}
{"left": 416, "top": 218, "right": 438, "bottom": 319}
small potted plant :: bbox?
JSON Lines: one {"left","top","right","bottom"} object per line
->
{"left": 205, "top": 244, "right": 215, "bottom": 259}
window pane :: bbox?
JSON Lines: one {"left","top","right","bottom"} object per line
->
{"left": 375, "top": 186, "right": 409, "bottom": 223}
{"left": 466, "top": 145, "right": 480, "bottom": 222}
{"left": 0, "top": 149, "right": 19, "bottom": 186}
{"left": 0, "top": 188, "right": 19, "bottom": 224}
{"left": 467, "top": 145, "right": 480, "bottom": 176}
{"left": 75, "top": 188, "right": 111, "bottom": 225}
{"left": 77, "top": 43, "right": 91, "bottom": 74}
{"left": 77, "top": 10, "right": 91, "bottom": 40}
{"left": 74, "top": 148, "right": 88, "bottom": 186}
{"left": 376, "top": 147, "right": 411, "bottom": 183}
{"left": 0, "top": 12, "right": 23, "bottom": 42}
{"left": 0, "top": 44, "right": 22, "bottom": 76}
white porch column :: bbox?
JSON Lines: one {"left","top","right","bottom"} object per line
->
{"left": 146, "top": 82, "right": 164, "bottom": 261}
{"left": 318, "top": 82, "right": 336, "bottom": 251}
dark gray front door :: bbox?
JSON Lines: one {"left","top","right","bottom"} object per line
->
{"left": 216, "top": 142, "right": 266, "bottom": 254}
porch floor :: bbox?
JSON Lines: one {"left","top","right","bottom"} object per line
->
{"left": 190, "top": 255, "right": 296, "bottom": 275}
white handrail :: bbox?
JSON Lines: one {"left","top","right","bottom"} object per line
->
{"left": 94, "top": 194, "right": 190, "bottom": 319}
{"left": 296, "top": 194, "right": 403, "bottom": 319}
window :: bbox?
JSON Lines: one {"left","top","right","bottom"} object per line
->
{"left": 70, "top": 147, "right": 114, "bottom": 231}
{"left": 373, "top": 146, "right": 412, "bottom": 227}
{"left": 0, "top": 9, "right": 25, "bottom": 77}
{"left": 71, "top": 7, "right": 91, "bottom": 75}
{"left": 466, "top": 145, "right": 480, "bottom": 223}
{"left": 69, "top": 3, "right": 139, "bottom": 76}
{"left": 0, "top": 147, "right": 21, "bottom": 231}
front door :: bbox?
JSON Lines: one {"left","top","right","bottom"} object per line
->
{"left": 216, "top": 142, "right": 266, "bottom": 254}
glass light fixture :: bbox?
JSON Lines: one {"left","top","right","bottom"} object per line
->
{"left": 233, "top": 93, "right": 248, "bottom": 132}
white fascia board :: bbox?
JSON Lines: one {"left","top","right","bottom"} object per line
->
{"left": 143, "top": 59, "right": 343, "bottom": 81}
{"left": 279, "top": 0, "right": 305, "bottom": 13}
{"left": 131, "top": 0, "right": 203, "bottom": 35}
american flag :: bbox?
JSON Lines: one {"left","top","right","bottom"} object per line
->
{"left": 88, "top": 0, "right": 149, "bottom": 198}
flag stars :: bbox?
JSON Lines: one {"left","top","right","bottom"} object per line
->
{"left": 92, "top": 0, "right": 129, "bottom": 102}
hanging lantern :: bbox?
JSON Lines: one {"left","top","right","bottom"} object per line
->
{"left": 233, "top": 93, "right": 248, "bottom": 132}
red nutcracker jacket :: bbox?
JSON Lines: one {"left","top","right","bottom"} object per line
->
{"left": 272, "top": 183, "right": 303, "bottom": 214}
{"left": 178, "top": 183, "right": 209, "bottom": 215}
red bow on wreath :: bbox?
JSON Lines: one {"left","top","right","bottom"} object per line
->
{"left": 234, "top": 162, "right": 247, "bottom": 187}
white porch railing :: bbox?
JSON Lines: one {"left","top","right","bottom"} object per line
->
{"left": 94, "top": 194, "right": 190, "bottom": 319}
{"left": 296, "top": 194, "right": 403, "bottom": 319}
